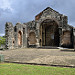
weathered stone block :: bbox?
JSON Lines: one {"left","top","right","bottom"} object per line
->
{"left": 0, "top": 55, "right": 4, "bottom": 62}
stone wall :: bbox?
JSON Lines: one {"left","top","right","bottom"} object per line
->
{"left": 35, "top": 7, "right": 74, "bottom": 48}
{"left": 26, "top": 21, "right": 38, "bottom": 47}
{"left": 5, "top": 7, "right": 74, "bottom": 49}
{"left": 5, "top": 22, "right": 27, "bottom": 49}
{"left": 35, "top": 7, "right": 66, "bottom": 47}
{"left": 5, "top": 22, "right": 14, "bottom": 49}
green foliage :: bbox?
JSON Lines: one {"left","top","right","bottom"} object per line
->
{"left": 0, "top": 63, "right": 75, "bottom": 75}
{"left": 0, "top": 36, "right": 5, "bottom": 46}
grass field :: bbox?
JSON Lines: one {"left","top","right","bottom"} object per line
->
{"left": 0, "top": 63, "right": 75, "bottom": 75}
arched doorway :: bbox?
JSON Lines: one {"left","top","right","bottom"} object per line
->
{"left": 18, "top": 31, "right": 22, "bottom": 46}
{"left": 40, "top": 19, "right": 59, "bottom": 47}
{"left": 28, "top": 32, "right": 36, "bottom": 45}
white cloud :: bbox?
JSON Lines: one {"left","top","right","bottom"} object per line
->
{"left": 0, "top": 0, "right": 75, "bottom": 34}
{"left": 0, "top": 0, "right": 14, "bottom": 12}
{"left": 0, "top": 33, "right": 5, "bottom": 36}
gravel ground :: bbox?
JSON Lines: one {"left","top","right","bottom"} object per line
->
{"left": 0, "top": 48, "right": 75, "bottom": 66}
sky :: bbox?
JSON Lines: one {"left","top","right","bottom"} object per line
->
{"left": 0, "top": 0, "right": 75, "bottom": 36}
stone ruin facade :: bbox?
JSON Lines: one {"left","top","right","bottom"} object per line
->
{"left": 5, "top": 7, "right": 75, "bottom": 49}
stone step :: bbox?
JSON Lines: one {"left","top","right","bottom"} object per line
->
{"left": 38, "top": 46, "right": 59, "bottom": 49}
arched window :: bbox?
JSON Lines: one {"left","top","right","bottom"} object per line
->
{"left": 18, "top": 31, "right": 22, "bottom": 45}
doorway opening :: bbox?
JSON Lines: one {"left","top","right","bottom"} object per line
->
{"left": 40, "top": 19, "right": 59, "bottom": 47}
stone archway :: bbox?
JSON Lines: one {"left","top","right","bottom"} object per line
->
{"left": 28, "top": 32, "right": 37, "bottom": 45}
{"left": 18, "top": 31, "right": 22, "bottom": 46}
{"left": 40, "top": 19, "right": 59, "bottom": 47}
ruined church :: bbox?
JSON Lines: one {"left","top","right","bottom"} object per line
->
{"left": 5, "top": 7, "right": 75, "bottom": 49}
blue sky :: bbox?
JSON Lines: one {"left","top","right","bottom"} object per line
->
{"left": 0, "top": 0, "right": 75, "bottom": 36}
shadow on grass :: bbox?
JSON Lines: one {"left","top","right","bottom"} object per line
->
{"left": 5, "top": 61, "right": 75, "bottom": 68}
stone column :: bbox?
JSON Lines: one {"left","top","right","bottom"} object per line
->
{"left": 5, "top": 22, "right": 14, "bottom": 49}
{"left": 36, "top": 22, "right": 40, "bottom": 47}
{"left": 25, "top": 25, "right": 28, "bottom": 48}
{"left": 58, "top": 27, "right": 62, "bottom": 47}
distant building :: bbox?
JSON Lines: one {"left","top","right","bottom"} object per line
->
{"left": 5, "top": 7, "right": 75, "bottom": 49}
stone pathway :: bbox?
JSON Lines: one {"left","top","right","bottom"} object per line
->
{"left": 0, "top": 48, "right": 75, "bottom": 66}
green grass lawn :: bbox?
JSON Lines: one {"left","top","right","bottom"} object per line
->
{"left": 0, "top": 63, "right": 75, "bottom": 75}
